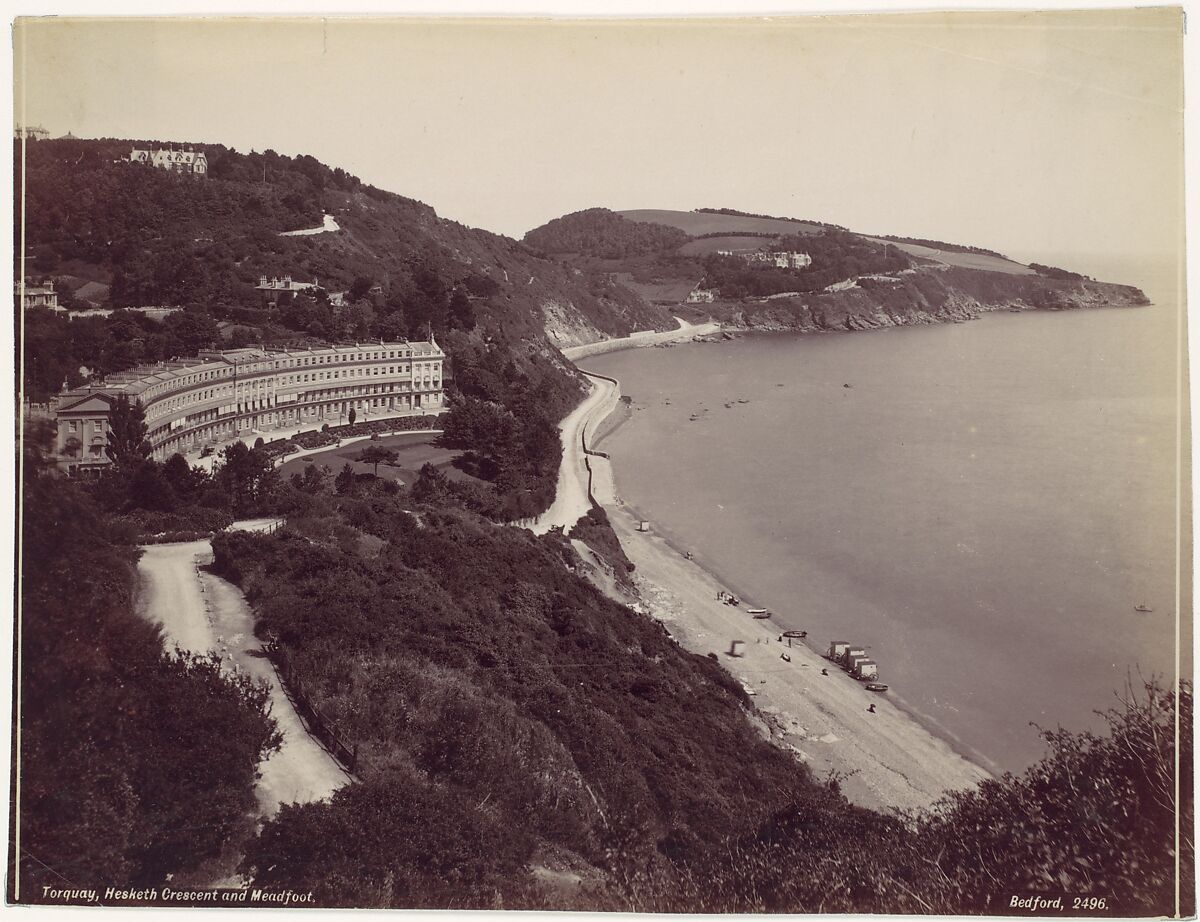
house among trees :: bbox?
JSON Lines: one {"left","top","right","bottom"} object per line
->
{"left": 16, "top": 281, "right": 61, "bottom": 311}
{"left": 685, "top": 287, "right": 715, "bottom": 303}
{"left": 744, "top": 250, "right": 813, "bottom": 269}
{"left": 256, "top": 275, "right": 321, "bottom": 306}
{"left": 128, "top": 146, "right": 208, "bottom": 176}
{"left": 716, "top": 248, "right": 814, "bottom": 269}
{"left": 14, "top": 124, "right": 49, "bottom": 141}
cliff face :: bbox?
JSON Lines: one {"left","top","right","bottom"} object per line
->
{"left": 717, "top": 270, "right": 1149, "bottom": 334}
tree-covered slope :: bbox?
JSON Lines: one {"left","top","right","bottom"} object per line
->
{"left": 207, "top": 476, "right": 1191, "bottom": 913}
{"left": 522, "top": 207, "right": 690, "bottom": 258}
{"left": 18, "top": 138, "right": 673, "bottom": 401}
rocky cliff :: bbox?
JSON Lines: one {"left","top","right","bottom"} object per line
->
{"left": 712, "top": 269, "right": 1149, "bottom": 334}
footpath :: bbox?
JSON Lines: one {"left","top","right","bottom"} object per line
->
{"left": 137, "top": 520, "right": 351, "bottom": 816}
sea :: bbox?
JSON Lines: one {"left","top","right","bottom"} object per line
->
{"left": 587, "top": 257, "right": 1188, "bottom": 774}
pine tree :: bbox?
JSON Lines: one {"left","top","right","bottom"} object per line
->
{"left": 104, "top": 395, "right": 151, "bottom": 468}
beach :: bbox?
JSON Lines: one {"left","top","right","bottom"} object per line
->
{"left": 544, "top": 351, "right": 991, "bottom": 811}
{"left": 604, "top": 503, "right": 992, "bottom": 811}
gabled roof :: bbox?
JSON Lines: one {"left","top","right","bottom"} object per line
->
{"left": 55, "top": 393, "right": 116, "bottom": 415}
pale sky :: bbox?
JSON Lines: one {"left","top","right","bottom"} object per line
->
{"left": 12, "top": 10, "right": 1185, "bottom": 271}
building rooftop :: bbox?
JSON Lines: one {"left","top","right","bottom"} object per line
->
{"left": 58, "top": 339, "right": 442, "bottom": 399}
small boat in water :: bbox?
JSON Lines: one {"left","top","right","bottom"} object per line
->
{"left": 865, "top": 683, "right": 889, "bottom": 693}
{"left": 746, "top": 608, "right": 768, "bottom": 616}
{"left": 1134, "top": 603, "right": 1154, "bottom": 613}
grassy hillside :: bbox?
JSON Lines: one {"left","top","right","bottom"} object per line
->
{"left": 862, "top": 236, "right": 1034, "bottom": 275}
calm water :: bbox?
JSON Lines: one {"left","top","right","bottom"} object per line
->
{"left": 588, "top": 273, "right": 1186, "bottom": 773}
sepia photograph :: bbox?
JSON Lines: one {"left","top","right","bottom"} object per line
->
{"left": 8, "top": 2, "right": 1194, "bottom": 916}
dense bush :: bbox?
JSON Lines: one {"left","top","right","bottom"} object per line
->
{"left": 112, "top": 506, "right": 234, "bottom": 540}
{"left": 568, "top": 505, "right": 636, "bottom": 591}
{"left": 211, "top": 499, "right": 807, "bottom": 907}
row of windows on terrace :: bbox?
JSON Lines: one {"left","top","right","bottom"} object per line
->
{"left": 137, "top": 349, "right": 437, "bottom": 401}
{"left": 145, "top": 364, "right": 438, "bottom": 419}
{"left": 154, "top": 381, "right": 443, "bottom": 434}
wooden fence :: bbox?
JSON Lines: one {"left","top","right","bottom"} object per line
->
{"left": 579, "top": 370, "right": 618, "bottom": 507}
{"left": 264, "top": 641, "right": 359, "bottom": 774}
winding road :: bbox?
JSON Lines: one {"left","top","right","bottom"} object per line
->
{"left": 137, "top": 521, "right": 351, "bottom": 815}
{"left": 532, "top": 318, "right": 717, "bottom": 535}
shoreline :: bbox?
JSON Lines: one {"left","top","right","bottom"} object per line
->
{"left": 568, "top": 367, "right": 992, "bottom": 812}
{"left": 607, "top": 492, "right": 1001, "bottom": 778}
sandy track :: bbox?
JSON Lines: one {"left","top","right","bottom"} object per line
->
{"left": 137, "top": 538, "right": 350, "bottom": 816}
{"left": 533, "top": 319, "right": 718, "bottom": 535}
{"left": 531, "top": 376, "right": 618, "bottom": 535}
{"left": 561, "top": 316, "right": 719, "bottom": 361}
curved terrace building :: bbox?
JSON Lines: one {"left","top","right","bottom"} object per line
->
{"left": 52, "top": 339, "right": 444, "bottom": 474}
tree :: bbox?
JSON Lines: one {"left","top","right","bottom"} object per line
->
{"left": 357, "top": 445, "right": 398, "bottom": 477}
{"left": 290, "top": 463, "right": 331, "bottom": 495}
{"left": 104, "top": 394, "right": 151, "bottom": 468}
{"left": 348, "top": 408, "right": 357, "bottom": 427}
{"left": 163, "top": 453, "right": 208, "bottom": 501}
{"left": 448, "top": 288, "right": 476, "bottom": 332}
{"left": 163, "top": 309, "right": 219, "bottom": 354}
{"left": 334, "top": 463, "right": 356, "bottom": 496}
{"left": 349, "top": 276, "right": 374, "bottom": 302}
{"left": 214, "top": 442, "right": 276, "bottom": 514}
{"left": 129, "top": 461, "right": 178, "bottom": 512}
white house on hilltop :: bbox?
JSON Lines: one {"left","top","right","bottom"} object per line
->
{"left": 14, "top": 125, "right": 49, "bottom": 141}
{"left": 129, "top": 147, "right": 208, "bottom": 176}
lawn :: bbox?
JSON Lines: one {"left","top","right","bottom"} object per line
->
{"left": 277, "top": 432, "right": 480, "bottom": 486}
{"left": 612, "top": 272, "right": 701, "bottom": 304}
{"left": 863, "top": 237, "right": 1035, "bottom": 275}
{"left": 617, "top": 208, "right": 825, "bottom": 237}
{"left": 678, "top": 235, "right": 784, "bottom": 256}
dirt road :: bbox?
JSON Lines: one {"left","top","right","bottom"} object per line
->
{"left": 533, "top": 318, "right": 718, "bottom": 535}
{"left": 137, "top": 536, "right": 350, "bottom": 815}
